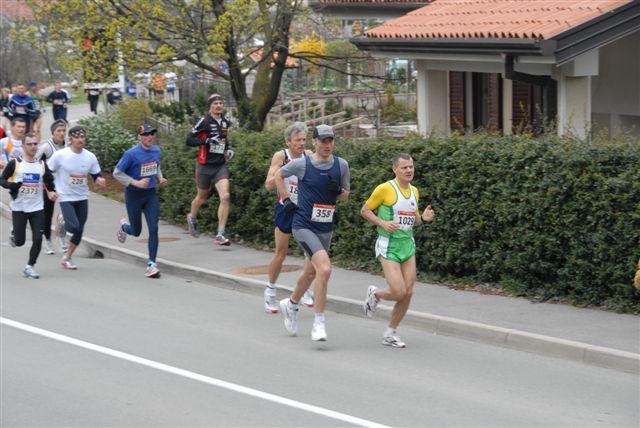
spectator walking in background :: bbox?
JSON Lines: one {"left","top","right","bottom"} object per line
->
{"left": 361, "top": 153, "right": 435, "bottom": 348}
{"left": 46, "top": 82, "right": 71, "bottom": 121}
{"left": 107, "top": 87, "right": 122, "bottom": 106}
{"left": 86, "top": 88, "right": 100, "bottom": 114}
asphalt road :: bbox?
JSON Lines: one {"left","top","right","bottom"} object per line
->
{"left": 1, "top": 226, "right": 638, "bottom": 427}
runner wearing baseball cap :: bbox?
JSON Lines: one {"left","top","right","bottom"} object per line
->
{"left": 114, "top": 123, "right": 168, "bottom": 278}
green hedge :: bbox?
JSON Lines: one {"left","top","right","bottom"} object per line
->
{"left": 85, "top": 115, "right": 640, "bottom": 312}
{"left": 79, "top": 114, "right": 137, "bottom": 171}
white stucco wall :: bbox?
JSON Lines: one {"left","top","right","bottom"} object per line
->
{"left": 558, "top": 75, "right": 591, "bottom": 138}
{"left": 416, "top": 61, "right": 449, "bottom": 136}
{"left": 591, "top": 31, "right": 640, "bottom": 136}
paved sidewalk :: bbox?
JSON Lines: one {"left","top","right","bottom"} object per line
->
{"left": 1, "top": 189, "right": 638, "bottom": 373}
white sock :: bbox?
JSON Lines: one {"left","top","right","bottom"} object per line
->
{"left": 266, "top": 284, "right": 276, "bottom": 296}
{"left": 314, "top": 313, "right": 325, "bottom": 324}
{"left": 384, "top": 327, "right": 395, "bottom": 337}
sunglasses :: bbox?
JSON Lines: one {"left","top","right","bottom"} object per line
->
{"left": 24, "top": 142, "right": 38, "bottom": 146}
{"left": 140, "top": 132, "right": 156, "bottom": 136}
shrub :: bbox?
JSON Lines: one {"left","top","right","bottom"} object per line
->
{"left": 114, "top": 98, "right": 153, "bottom": 135}
{"left": 324, "top": 98, "right": 340, "bottom": 115}
{"left": 78, "top": 114, "right": 137, "bottom": 171}
{"left": 149, "top": 101, "right": 195, "bottom": 125}
{"left": 344, "top": 104, "right": 354, "bottom": 119}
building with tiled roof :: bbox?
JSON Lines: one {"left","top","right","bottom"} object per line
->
{"left": 318, "top": 0, "right": 640, "bottom": 138}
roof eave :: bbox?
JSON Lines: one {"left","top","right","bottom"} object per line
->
{"left": 351, "top": 37, "right": 557, "bottom": 57}
{"left": 552, "top": 0, "right": 640, "bottom": 65}
{"left": 309, "top": 2, "right": 428, "bottom": 19}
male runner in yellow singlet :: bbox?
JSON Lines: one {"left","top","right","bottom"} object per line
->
{"left": 360, "top": 153, "right": 435, "bottom": 348}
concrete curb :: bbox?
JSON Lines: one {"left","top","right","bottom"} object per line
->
{"left": 2, "top": 201, "right": 638, "bottom": 374}
{"left": 82, "top": 236, "right": 640, "bottom": 375}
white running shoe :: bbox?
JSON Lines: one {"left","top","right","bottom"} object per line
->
{"left": 145, "top": 262, "right": 160, "bottom": 278}
{"left": 264, "top": 288, "right": 279, "bottom": 313}
{"left": 382, "top": 334, "right": 406, "bottom": 348}
{"left": 117, "top": 218, "right": 128, "bottom": 244}
{"left": 56, "top": 213, "right": 66, "bottom": 238}
{"left": 311, "top": 322, "right": 327, "bottom": 342}
{"left": 43, "top": 238, "right": 55, "bottom": 255}
{"left": 61, "top": 257, "right": 77, "bottom": 270}
{"left": 301, "top": 289, "right": 314, "bottom": 307}
{"left": 213, "top": 234, "right": 230, "bottom": 246}
{"left": 23, "top": 265, "right": 40, "bottom": 279}
{"left": 364, "top": 285, "right": 379, "bottom": 317}
{"left": 57, "top": 236, "right": 68, "bottom": 252}
{"left": 279, "top": 298, "right": 298, "bottom": 335}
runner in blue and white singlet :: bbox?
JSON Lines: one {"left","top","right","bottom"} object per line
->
{"left": 275, "top": 124, "right": 350, "bottom": 342}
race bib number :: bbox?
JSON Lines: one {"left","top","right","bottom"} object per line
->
{"left": 54, "top": 99, "right": 64, "bottom": 105}
{"left": 209, "top": 141, "right": 225, "bottom": 154}
{"left": 140, "top": 161, "right": 158, "bottom": 177}
{"left": 288, "top": 181, "right": 298, "bottom": 204}
{"left": 394, "top": 210, "right": 416, "bottom": 230}
{"left": 311, "top": 203, "right": 335, "bottom": 223}
{"left": 69, "top": 174, "right": 87, "bottom": 187}
{"left": 15, "top": 106, "right": 26, "bottom": 114}
{"left": 19, "top": 183, "right": 39, "bottom": 198}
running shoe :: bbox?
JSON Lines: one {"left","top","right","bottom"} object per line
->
{"left": 43, "top": 238, "right": 55, "bottom": 255}
{"left": 364, "top": 285, "right": 379, "bottom": 317}
{"left": 9, "top": 229, "right": 16, "bottom": 247}
{"left": 23, "top": 265, "right": 40, "bottom": 279}
{"left": 61, "top": 257, "right": 77, "bottom": 270}
{"left": 382, "top": 334, "right": 406, "bottom": 348}
{"left": 311, "top": 322, "right": 327, "bottom": 342}
{"left": 145, "top": 262, "right": 160, "bottom": 278}
{"left": 58, "top": 236, "right": 68, "bottom": 252}
{"left": 186, "top": 213, "right": 199, "bottom": 238}
{"left": 301, "top": 289, "right": 314, "bottom": 307}
{"left": 213, "top": 234, "right": 230, "bottom": 246}
{"left": 264, "top": 288, "right": 279, "bottom": 313}
{"left": 279, "top": 298, "right": 298, "bottom": 335}
{"left": 56, "top": 213, "right": 66, "bottom": 238}
{"left": 116, "top": 218, "right": 128, "bottom": 244}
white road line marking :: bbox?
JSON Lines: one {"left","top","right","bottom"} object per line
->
{"left": 1, "top": 317, "right": 389, "bottom": 428}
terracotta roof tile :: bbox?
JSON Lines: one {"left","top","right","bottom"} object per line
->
{"left": 319, "top": 0, "right": 427, "bottom": 3}
{"left": 0, "top": 0, "right": 34, "bottom": 20}
{"left": 249, "top": 48, "right": 299, "bottom": 69}
{"left": 365, "top": 0, "right": 633, "bottom": 39}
